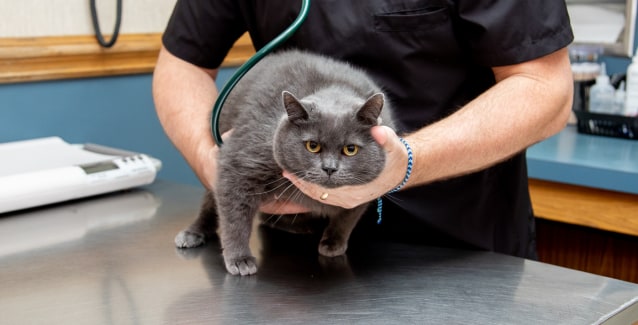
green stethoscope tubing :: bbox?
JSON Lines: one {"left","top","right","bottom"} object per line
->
{"left": 211, "top": 0, "right": 311, "bottom": 146}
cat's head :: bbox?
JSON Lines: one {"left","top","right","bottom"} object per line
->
{"left": 273, "top": 88, "right": 386, "bottom": 188}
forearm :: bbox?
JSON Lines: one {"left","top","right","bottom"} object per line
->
{"left": 404, "top": 48, "right": 573, "bottom": 187}
{"left": 278, "top": 50, "right": 573, "bottom": 209}
{"left": 152, "top": 46, "right": 219, "bottom": 189}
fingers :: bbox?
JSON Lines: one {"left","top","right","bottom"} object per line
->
{"left": 282, "top": 171, "right": 334, "bottom": 205}
{"left": 371, "top": 125, "right": 389, "bottom": 146}
{"left": 372, "top": 125, "right": 411, "bottom": 190}
{"left": 259, "top": 199, "right": 311, "bottom": 215}
{"left": 282, "top": 171, "right": 370, "bottom": 209}
{"left": 202, "top": 129, "right": 234, "bottom": 190}
{"left": 221, "top": 129, "right": 233, "bottom": 141}
{"left": 371, "top": 125, "right": 403, "bottom": 154}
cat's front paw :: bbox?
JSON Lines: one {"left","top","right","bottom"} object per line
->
{"left": 224, "top": 256, "right": 258, "bottom": 276}
{"left": 318, "top": 239, "right": 348, "bottom": 257}
{"left": 174, "top": 230, "right": 206, "bottom": 248}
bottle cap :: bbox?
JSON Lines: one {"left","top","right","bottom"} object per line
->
{"left": 596, "top": 62, "right": 610, "bottom": 84}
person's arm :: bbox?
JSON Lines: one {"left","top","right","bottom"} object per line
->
{"left": 152, "top": 46, "right": 220, "bottom": 190}
{"left": 405, "top": 47, "right": 573, "bottom": 186}
{"left": 153, "top": 46, "right": 311, "bottom": 215}
{"left": 284, "top": 47, "right": 573, "bottom": 208}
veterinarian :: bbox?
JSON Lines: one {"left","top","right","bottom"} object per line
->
{"left": 153, "top": 1, "right": 574, "bottom": 259}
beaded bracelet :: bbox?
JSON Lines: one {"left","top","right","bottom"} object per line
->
{"left": 377, "top": 137, "right": 413, "bottom": 224}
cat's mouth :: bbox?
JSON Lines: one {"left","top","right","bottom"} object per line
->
{"left": 304, "top": 172, "right": 372, "bottom": 189}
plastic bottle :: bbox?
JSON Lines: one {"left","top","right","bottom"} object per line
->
{"left": 588, "top": 63, "right": 615, "bottom": 114}
{"left": 614, "top": 81, "right": 626, "bottom": 115}
{"left": 610, "top": 81, "right": 627, "bottom": 115}
{"left": 571, "top": 62, "right": 600, "bottom": 112}
{"left": 625, "top": 53, "right": 638, "bottom": 116}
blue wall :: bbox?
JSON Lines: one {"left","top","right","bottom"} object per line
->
{"left": 603, "top": 55, "right": 632, "bottom": 74}
{"left": 0, "top": 70, "right": 235, "bottom": 187}
{"left": 2, "top": 12, "right": 638, "bottom": 188}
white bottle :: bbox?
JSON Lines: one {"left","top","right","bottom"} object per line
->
{"left": 614, "top": 81, "right": 626, "bottom": 115}
{"left": 625, "top": 54, "right": 638, "bottom": 116}
{"left": 588, "top": 63, "right": 615, "bottom": 114}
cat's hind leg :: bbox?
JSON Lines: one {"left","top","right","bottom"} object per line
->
{"left": 175, "top": 190, "right": 218, "bottom": 248}
{"left": 318, "top": 205, "right": 367, "bottom": 257}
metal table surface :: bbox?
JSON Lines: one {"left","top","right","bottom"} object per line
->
{"left": 1, "top": 181, "right": 637, "bottom": 325}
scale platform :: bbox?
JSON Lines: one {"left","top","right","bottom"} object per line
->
{"left": 0, "top": 137, "right": 162, "bottom": 214}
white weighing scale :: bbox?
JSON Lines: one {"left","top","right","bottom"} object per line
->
{"left": 0, "top": 137, "right": 162, "bottom": 214}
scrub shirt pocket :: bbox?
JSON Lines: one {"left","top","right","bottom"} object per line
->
{"left": 371, "top": 2, "right": 460, "bottom": 61}
{"left": 374, "top": 5, "right": 450, "bottom": 32}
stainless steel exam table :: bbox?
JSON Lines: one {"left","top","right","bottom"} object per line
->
{"left": 1, "top": 181, "right": 637, "bottom": 324}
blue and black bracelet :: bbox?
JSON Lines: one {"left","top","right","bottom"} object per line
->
{"left": 377, "top": 137, "right": 413, "bottom": 224}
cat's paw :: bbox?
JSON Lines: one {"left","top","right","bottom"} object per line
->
{"left": 174, "top": 230, "right": 206, "bottom": 248}
{"left": 318, "top": 239, "right": 348, "bottom": 257}
{"left": 224, "top": 256, "right": 258, "bottom": 276}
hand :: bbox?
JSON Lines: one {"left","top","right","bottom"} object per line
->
{"left": 197, "top": 130, "right": 232, "bottom": 190}
{"left": 283, "top": 125, "right": 410, "bottom": 209}
{"left": 259, "top": 200, "right": 311, "bottom": 215}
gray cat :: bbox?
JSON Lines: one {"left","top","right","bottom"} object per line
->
{"left": 174, "top": 49, "right": 395, "bottom": 276}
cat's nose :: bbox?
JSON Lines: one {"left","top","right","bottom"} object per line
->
{"left": 322, "top": 167, "right": 338, "bottom": 176}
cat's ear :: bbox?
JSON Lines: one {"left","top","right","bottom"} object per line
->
{"left": 282, "top": 91, "right": 309, "bottom": 124}
{"left": 357, "top": 93, "right": 384, "bottom": 126}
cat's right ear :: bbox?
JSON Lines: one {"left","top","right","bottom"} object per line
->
{"left": 282, "top": 91, "right": 309, "bottom": 124}
{"left": 357, "top": 93, "right": 385, "bottom": 126}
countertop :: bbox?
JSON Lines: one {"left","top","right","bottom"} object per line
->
{"left": 1, "top": 181, "right": 637, "bottom": 324}
{"left": 527, "top": 125, "right": 638, "bottom": 195}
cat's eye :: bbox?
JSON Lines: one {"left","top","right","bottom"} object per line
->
{"left": 305, "top": 141, "right": 321, "bottom": 153}
{"left": 342, "top": 144, "right": 359, "bottom": 156}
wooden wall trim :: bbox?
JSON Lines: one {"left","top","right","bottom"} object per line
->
{"left": 529, "top": 179, "right": 638, "bottom": 237}
{"left": 0, "top": 33, "right": 255, "bottom": 84}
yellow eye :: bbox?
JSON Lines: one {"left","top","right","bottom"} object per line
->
{"left": 305, "top": 141, "right": 321, "bottom": 153}
{"left": 342, "top": 144, "right": 359, "bottom": 156}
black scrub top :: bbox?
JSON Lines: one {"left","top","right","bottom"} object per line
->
{"left": 162, "top": 0, "right": 574, "bottom": 258}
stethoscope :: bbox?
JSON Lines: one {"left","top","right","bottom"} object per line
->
{"left": 90, "top": 0, "right": 122, "bottom": 48}
{"left": 211, "top": 0, "right": 311, "bottom": 146}
{"left": 89, "top": 0, "right": 310, "bottom": 145}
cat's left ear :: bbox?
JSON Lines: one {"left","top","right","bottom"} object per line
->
{"left": 357, "top": 93, "right": 384, "bottom": 126}
{"left": 282, "top": 91, "right": 309, "bottom": 124}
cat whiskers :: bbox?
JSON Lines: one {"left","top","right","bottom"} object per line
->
{"left": 348, "top": 175, "right": 373, "bottom": 185}
{"left": 246, "top": 171, "right": 305, "bottom": 197}
{"left": 263, "top": 213, "right": 285, "bottom": 226}
{"left": 273, "top": 181, "right": 297, "bottom": 200}
{"left": 260, "top": 171, "right": 308, "bottom": 227}
{"left": 272, "top": 170, "right": 307, "bottom": 199}
{"left": 282, "top": 186, "right": 308, "bottom": 225}
{"left": 381, "top": 191, "right": 406, "bottom": 205}
{"left": 247, "top": 180, "right": 288, "bottom": 197}
{"left": 272, "top": 173, "right": 308, "bottom": 212}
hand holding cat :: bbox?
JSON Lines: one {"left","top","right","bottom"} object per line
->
{"left": 212, "top": 125, "right": 409, "bottom": 214}
{"left": 199, "top": 130, "right": 233, "bottom": 190}
{"left": 282, "top": 125, "right": 410, "bottom": 209}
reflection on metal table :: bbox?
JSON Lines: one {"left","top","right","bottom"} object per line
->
{"left": 0, "top": 181, "right": 637, "bottom": 324}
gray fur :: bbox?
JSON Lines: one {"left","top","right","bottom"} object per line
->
{"left": 174, "top": 50, "right": 395, "bottom": 276}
